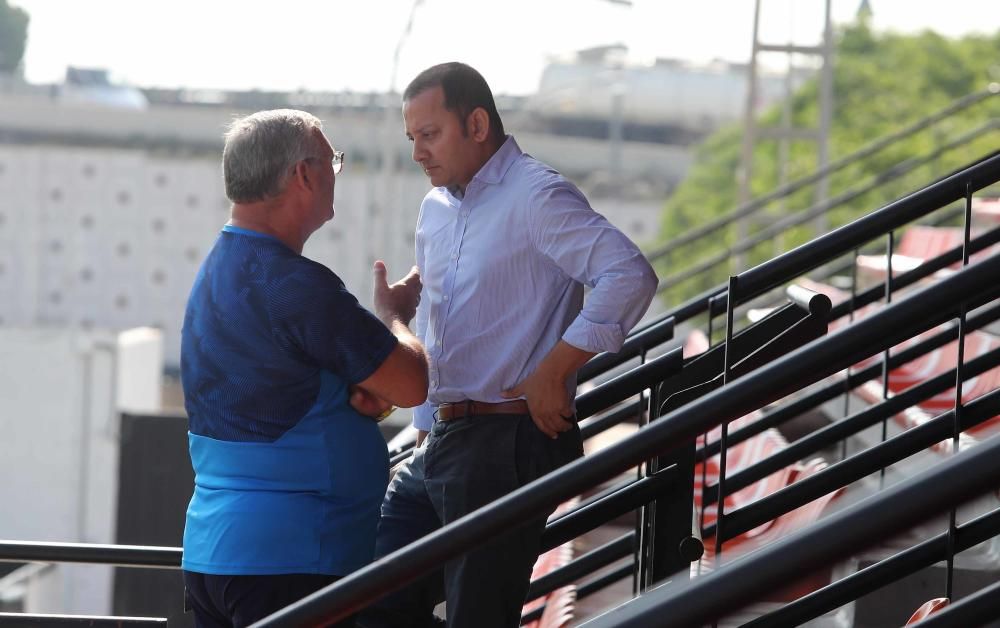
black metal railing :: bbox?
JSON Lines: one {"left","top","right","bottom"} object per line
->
{"left": 0, "top": 614, "right": 167, "bottom": 627}
{"left": 646, "top": 85, "right": 1000, "bottom": 264}
{"left": 583, "top": 424, "right": 1000, "bottom": 627}
{"left": 250, "top": 210, "right": 1000, "bottom": 625}
{"left": 648, "top": 84, "right": 1000, "bottom": 298}
{"left": 5, "top": 147, "right": 1000, "bottom": 627}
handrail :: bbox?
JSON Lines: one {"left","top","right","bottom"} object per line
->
{"left": 522, "top": 563, "right": 635, "bottom": 625}
{"left": 657, "top": 122, "right": 1000, "bottom": 296}
{"left": 251, "top": 243, "right": 1000, "bottom": 626}
{"left": 540, "top": 467, "right": 676, "bottom": 552}
{"left": 575, "top": 349, "right": 682, "bottom": 419}
{"left": 0, "top": 540, "right": 180, "bottom": 569}
{"left": 645, "top": 84, "right": 1000, "bottom": 262}
{"left": 627, "top": 148, "right": 1000, "bottom": 359}
{"left": 581, "top": 431, "right": 1000, "bottom": 628}
{"left": 571, "top": 121, "right": 1000, "bottom": 380}
{"left": 579, "top": 399, "right": 643, "bottom": 440}
{"left": 0, "top": 469, "right": 670, "bottom": 574}
{"left": 743, "top": 506, "right": 1000, "bottom": 627}
{"left": 897, "top": 578, "right": 1000, "bottom": 628}
{"left": 701, "top": 340, "right": 1000, "bottom": 508}
{"left": 699, "top": 293, "right": 1000, "bottom": 462}
{"left": 525, "top": 532, "right": 634, "bottom": 602}
{"left": 826, "top": 223, "right": 1000, "bottom": 321}
{"left": 707, "top": 387, "right": 1000, "bottom": 542}
{"left": 735, "top": 152, "right": 1000, "bottom": 303}
{"left": 0, "top": 614, "right": 167, "bottom": 627}
{"left": 577, "top": 316, "right": 675, "bottom": 383}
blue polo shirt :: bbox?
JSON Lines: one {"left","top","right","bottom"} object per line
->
{"left": 180, "top": 225, "right": 396, "bottom": 576}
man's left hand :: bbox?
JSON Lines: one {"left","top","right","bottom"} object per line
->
{"left": 501, "top": 368, "right": 574, "bottom": 440}
{"left": 501, "top": 340, "right": 595, "bottom": 439}
{"left": 350, "top": 385, "right": 393, "bottom": 420}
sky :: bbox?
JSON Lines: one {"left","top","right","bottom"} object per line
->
{"left": 10, "top": 0, "right": 1000, "bottom": 95}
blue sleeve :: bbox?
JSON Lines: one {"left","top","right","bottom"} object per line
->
{"left": 270, "top": 260, "right": 398, "bottom": 384}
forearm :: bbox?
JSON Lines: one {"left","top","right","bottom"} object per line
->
{"left": 389, "top": 319, "right": 425, "bottom": 355}
{"left": 537, "top": 340, "right": 595, "bottom": 390}
{"left": 356, "top": 320, "right": 428, "bottom": 408}
{"left": 389, "top": 320, "right": 430, "bottom": 388}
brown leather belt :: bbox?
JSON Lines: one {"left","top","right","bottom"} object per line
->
{"left": 436, "top": 400, "right": 530, "bottom": 421}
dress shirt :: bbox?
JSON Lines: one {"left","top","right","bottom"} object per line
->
{"left": 412, "top": 135, "right": 657, "bottom": 431}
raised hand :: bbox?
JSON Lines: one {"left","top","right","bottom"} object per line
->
{"left": 373, "top": 260, "right": 422, "bottom": 326}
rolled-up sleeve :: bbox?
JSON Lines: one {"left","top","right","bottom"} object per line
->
{"left": 530, "top": 180, "right": 658, "bottom": 354}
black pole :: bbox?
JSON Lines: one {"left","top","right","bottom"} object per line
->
{"left": 251, "top": 244, "right": 1000, "bottom": 627}
{"left": 580, "top": 431, "right": 1000, "bottom": 628}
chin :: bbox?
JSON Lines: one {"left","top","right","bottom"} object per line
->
{"left": 427, "top": 171, "right": 448, "bottom": 188}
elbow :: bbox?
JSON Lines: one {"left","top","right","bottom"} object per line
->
{"left": 397, "top": 356, "right": 429, "bottom": 408}
{"left": 638, "top": 260, "right": 659, "bottom": 303}
{"left": 400, "top": 375, "right": 429, "bottom": 408}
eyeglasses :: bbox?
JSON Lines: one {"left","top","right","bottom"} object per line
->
{"left": 306, "top": 150, "right": 345, "bottom": 175}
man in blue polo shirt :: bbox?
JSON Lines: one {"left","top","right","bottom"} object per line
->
{"left": 180, "top": 109, "right": 428, "bottom": 628}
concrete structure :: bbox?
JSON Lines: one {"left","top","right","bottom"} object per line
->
{"left": 0, "top": 84, "right": 684, "bottom": 367}
{"left": 0, "top": 326, "right": 162, "bottom": 615}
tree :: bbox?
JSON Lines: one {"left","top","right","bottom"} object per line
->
{"left": 656, "top": 21, "right": 1000, "bottom": 303}
{"left": 0, "top": 0, "right": 29, "bottom": 74}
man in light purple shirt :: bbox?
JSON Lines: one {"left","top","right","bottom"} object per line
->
{"left": 361, "top": 62, "right": 657, "bottom": 628}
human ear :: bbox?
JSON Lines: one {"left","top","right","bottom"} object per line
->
{"left": 469, "top": 108, "right": 491, "bottom": 143}
{"left": 292, "top": 160, "right": 312, "bottom": 191}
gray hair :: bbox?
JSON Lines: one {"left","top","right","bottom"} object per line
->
{"left": 222, "top": 109, "right": 324, "bottom": 203}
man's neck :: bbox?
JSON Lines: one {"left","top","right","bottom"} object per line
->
{"left": 230, "top": 202, "right": 307, "bottom": 254}
{"left": 448, "top": 137, "right": 505, "bottom": 199}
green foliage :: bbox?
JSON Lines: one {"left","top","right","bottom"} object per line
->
{"left": 0, "top": 0, "right": 29, "bottom": 74}
{"left": 656, "top": 21, "right": 1000, "bottom": 305}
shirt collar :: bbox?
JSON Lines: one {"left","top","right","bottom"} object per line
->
{"left": 443, "top": 135, "right": 521, "bottom": 202}
{"left": 472, "top": 134, "right": 521, "bottom": 186}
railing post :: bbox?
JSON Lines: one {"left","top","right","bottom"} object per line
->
{"left": 714, "top": 276, "right": 739, "bottom": 560}
{"left": 879, "top": 230, "right": 895, "bottom": 488}
{"left": 841, "top": 247, "right": 859, "bottom": 461}
{"left": 646, "top": 438, "right": 698, "bottom": 585}
{"left": 945, "top": 180, "right": 975, "bottom": 601}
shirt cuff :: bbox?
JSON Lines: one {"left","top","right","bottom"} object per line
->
{"left": 413, "top": 400, "right": 435, "bottom": 432}
{"left": 562, "top": 315, "right": 626, "bottom": 354}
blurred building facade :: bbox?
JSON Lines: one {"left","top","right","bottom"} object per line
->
{"left": 0, "top": 54, "right": 785, "bottom": 368}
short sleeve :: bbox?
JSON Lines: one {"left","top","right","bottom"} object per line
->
{"left": 270, "top": 260, "right": 398, "bottom": 384}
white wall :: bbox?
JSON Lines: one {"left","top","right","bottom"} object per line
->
{"left": 0, "top": 326, "right": 161, "bottom": 615}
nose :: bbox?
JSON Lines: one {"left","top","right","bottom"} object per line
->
{"left": 411, "top": 139, "right": 427, "bottom": 164}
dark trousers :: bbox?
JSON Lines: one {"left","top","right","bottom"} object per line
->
{"left": 360, "top": 413, "right": 583, "bottom": 628}
{"left": 183, "top": 571, "right": 355, "bottom": 628}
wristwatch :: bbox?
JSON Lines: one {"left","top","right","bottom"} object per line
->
{"left": 376, "top": 406, "right": 397, "bottom": 422}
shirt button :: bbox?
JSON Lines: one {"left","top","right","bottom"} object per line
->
{"left": 451, "top": 254, "right": 458, "bottom": 260}
{"left": 443, "top": 295, "right": 450, "bottom": 301}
